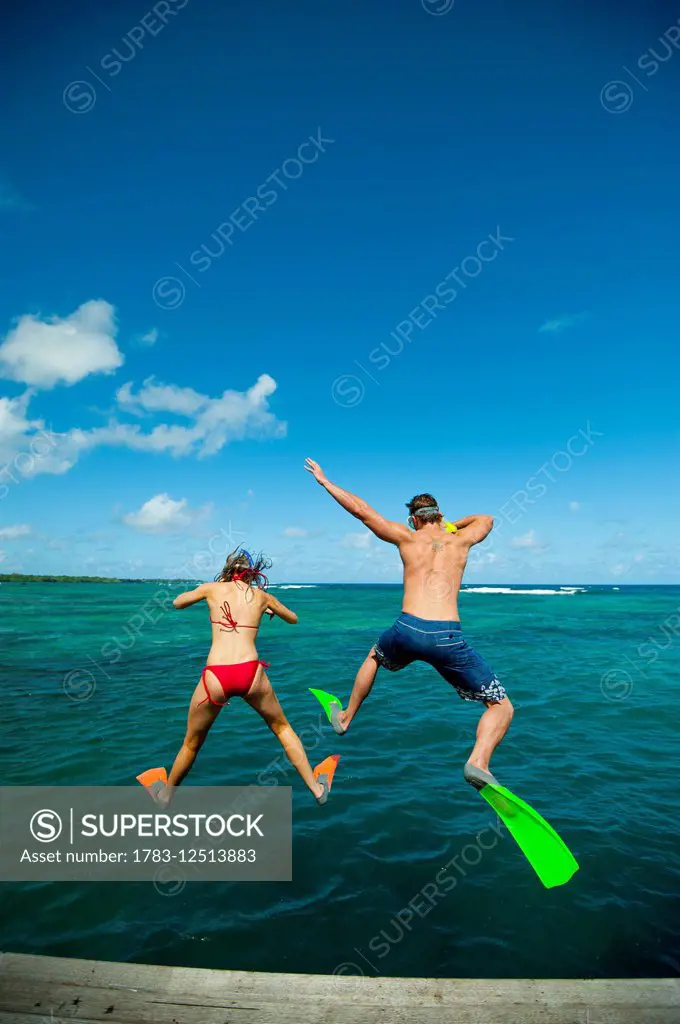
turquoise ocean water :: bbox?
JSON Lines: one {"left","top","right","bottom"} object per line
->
{"left": 1, "top": 582, "right": 678, "bottom": 978}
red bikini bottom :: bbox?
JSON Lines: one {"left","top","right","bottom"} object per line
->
{"left": 198, "top": 660, "right": 269, "bottom": 707}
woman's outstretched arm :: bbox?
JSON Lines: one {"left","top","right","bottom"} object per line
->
{"left": 173, "top": 582, "right": 213, "bottom": 609}
{"left": 265, "top": 593, "right": 298, "bottom": 624}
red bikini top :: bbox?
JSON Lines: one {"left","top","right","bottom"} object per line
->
{"left": 210, "top": 601, "right": 257, "bottom": 631}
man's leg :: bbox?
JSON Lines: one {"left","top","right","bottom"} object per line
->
{"left": 466, "top": 697, "right": 514, "bottom": 773}
{"left": 337, "top": 647, "right": 380, "bottom": 731}
{"left": 436, "top": 641, "right": 513, "bottom": 780}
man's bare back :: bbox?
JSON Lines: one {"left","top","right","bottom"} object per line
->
{"left": 399, "top": 526, "right": 470, "bottom": 621}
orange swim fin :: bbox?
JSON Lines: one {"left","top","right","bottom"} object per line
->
{"left": 313, "top": 755, "right": 340, "bottom": 790}
{"left": 136, "top": 767, "right": 168, "bottom": 791}
{"left": 313, "top": 755, "right": 340, "bottom": 805}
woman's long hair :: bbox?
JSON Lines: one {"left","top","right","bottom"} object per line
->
{"left": 215, "top": 547, "right": 271, "bottom": 589}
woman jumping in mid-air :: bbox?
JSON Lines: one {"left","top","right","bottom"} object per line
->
{"left": 137, "top": 548, "right": 337, "bottom": 805}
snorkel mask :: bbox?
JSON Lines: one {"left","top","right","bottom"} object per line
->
{"left": 407, "top": 504, "right": 440, "bottom": 530}
{"left": 406, "top": 507, "right": 458, "bottom": 532}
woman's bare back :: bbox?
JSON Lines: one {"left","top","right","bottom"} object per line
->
{"left": 204, "top": 581, "right": 267, "bottom": 664}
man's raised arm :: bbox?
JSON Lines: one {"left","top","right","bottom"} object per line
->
{"left": 305, "top": 458, "right": 409, "bottom": 545}
{"left": 452, "top": 514, "right": 494, "bottom": 546}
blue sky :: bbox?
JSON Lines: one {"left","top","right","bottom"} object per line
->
{"left": 1, "top": 0, "right": 678, "bottom": 583}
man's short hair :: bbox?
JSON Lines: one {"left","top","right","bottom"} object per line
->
{"left": 406, "top": 493, "right": 442, "bottom": 523}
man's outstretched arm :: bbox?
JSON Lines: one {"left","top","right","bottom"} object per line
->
{"left": 305, "top": 458, "right": 409, "bottom": 545}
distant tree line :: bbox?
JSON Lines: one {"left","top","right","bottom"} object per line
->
{"left": 0, "top": 574, "right": 158, "bottom": 583}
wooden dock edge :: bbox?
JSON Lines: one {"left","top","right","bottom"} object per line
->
{"left": 1, "top": 952, "right": 678, "bottom": 1023}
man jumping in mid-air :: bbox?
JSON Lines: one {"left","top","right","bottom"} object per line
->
{"left": 304, "top": 458, "right": 514, "bottom": 788}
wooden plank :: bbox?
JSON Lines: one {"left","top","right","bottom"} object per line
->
{"left": 0, "top": 953, "right": 678, "bottom": 1024}
{"left": 1, "top": 1007, "right": 680, "bottom": 1024}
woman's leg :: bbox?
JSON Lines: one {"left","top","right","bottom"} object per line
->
{"left": 246, "top": 670, "right": 324, "bottom": 800}
{"left": 167, "top": 676, "right": 223, "bottom": 788}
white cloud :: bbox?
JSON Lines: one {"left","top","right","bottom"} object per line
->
{"left": 0, "top": 392, "right": 70, "bottom": 478}
{"left": 112, "top": 373, "right": 284, "bottom": 457}
{"left": 0, "top": 300, "right": 123, "bottom": 389}
{"left": 0, "top": 291, "right": 283, "bottom": 480}
{"left": 0, "top": 392, "right": 41, "bottom": 451}
{"left": 467, "top": 550, "right": 501, "bottom": 573}
{"left": 283, "top": 526, "right": 308, "bottom": 538}
{"left": 0, "top": 524, "right": 31, "bottom": 539}
{"left": 117, "top": 377, "right": 205, "bottom": 417}
{"left": 341, "top": 531, "right": 372, "bottom": 549}
{"left": 139, "top": 328, "right": 159, "bottom": 346}
{"left": 538, "top": 312, "right": 588, "bottom": 334}
{"left": 569, "top": 501, "right": 580, "bottom": 512}
{"left": 123, "top": 494, "right": 196, "bottom": 534}
{"left": 0, "top": 372, "right": 286, "bottom": 480}
{"left": 510, "top": 529, "right": 547, "bottom": 551}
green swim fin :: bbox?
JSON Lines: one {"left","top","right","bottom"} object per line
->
{"left": 308, "top": 688, "right": 342, "bottom": 723}
{"left": 480, "top": 782, "right": 579, "bottom": 888}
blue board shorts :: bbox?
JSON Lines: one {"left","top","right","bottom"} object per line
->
{"left": 374, "top": 613, "right": 507, "bottom": 704}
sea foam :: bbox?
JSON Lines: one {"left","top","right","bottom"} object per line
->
{"left": 462, "top": 586, "right": 587, "bottom": 596}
